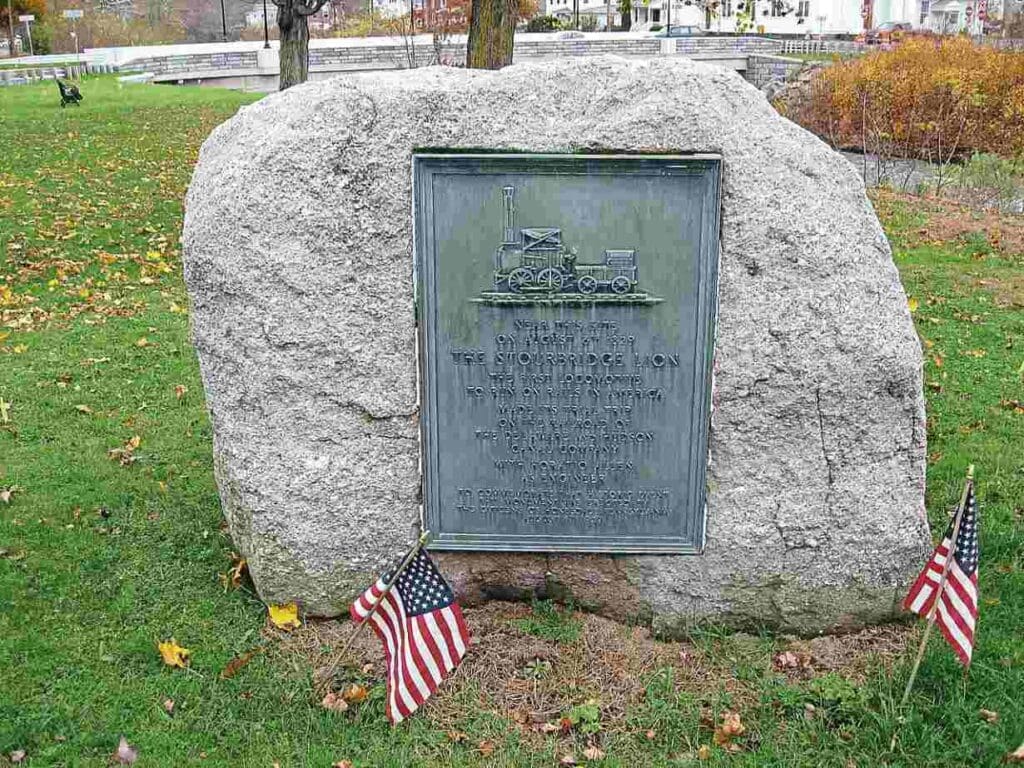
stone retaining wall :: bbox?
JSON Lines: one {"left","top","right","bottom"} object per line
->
{"left": 747, "top": 53, "right": 805, "bottom": 89}
{"left": 127, "top": 35, "right": 786, "bottom": 78}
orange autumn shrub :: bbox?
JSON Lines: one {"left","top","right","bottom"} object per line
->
{"left": 792, "top": 37, "right": 1024, "bottom": 161}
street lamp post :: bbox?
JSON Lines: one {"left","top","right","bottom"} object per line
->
{"left": 219, "top": 0, "right": 228, "bottom": 41}
{"left": 262, "top": 0, "right": 270, "bottom": 47}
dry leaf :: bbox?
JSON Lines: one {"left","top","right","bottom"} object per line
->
{"left": 321, "top": 692, "right": 350, "bottom": 713}
{"left": 174, "top": 384, "right": 187, "bottom": 400}
{"left": 540, "top": 722, "right": 560, "bottom": 734}
{"left": 0, "top": 487, "right": 15, "bottom": 504}
{"left": 114, "top": 736, "right": 138, "bottom": 765}
{"left": 477, "top": 740, "right": 496, "bottom": 757}
{"left": 644, "top": 729, "right": 656, "bottom": 740}
{"left": 268, "top": 603, "right": 301, "bottom": 630}
{"left": 163, "top": 698, "right": 175, "bottom": 715}
{"left": 332, "top": 762, "right": 354, "bottom": 768}
{"left": 220, "top": 647, "right": 263, "bottom": 679}
{"left": 446, "top": 731, "right": 469, "bottom": 743}
{"left": 158, "top": 639, "right": 191, "bottom": 668}
{"left": 75, "top": 404, "right": 93, "bottom": 414}
{"left": 908, "top": 296, "right": 919, "bottom": 312}
{"left": 582, "top": 744, "right": 605, "bottom": 761}
{"left": 559, "top": 756, "right": 577, "bottom": 766}
{"left": 219, "top": 554, "right": 248, "bottom": 592}
{"left": 342, "top": 684, "right": 368, "bottom": 703}
{"left": 713, "top": 710, "right": 746, "bottom": 748}
{"left": 1006, "top": 743, "right": 1024, "bottom": 763}
{"left": 697, "top": 745, "right": 711, "bottom": 761}
{"left": 135, "top": 337, "right": 151, "bottom": 347}
{"left": 108, "top": 435, "right": 142, "bottom": 466}
{"left": 10, "top": 750, "right": 26, "bottom": 764}
{"left": 774, "top": 650, "right": 812, "bottom": 671}
{"left": 0, "top": 398, "right": 10, "bottom": 423}
{"left": 979, "top": 708, "right": 999, "bottom": 723}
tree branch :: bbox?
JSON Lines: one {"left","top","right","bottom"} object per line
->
{"left": 295, "top": 0, "right": 328, "bottom": 15}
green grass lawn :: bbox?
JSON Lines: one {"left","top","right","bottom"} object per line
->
{"left": 1, "top": 78, "right": 1023, "bottom": 767}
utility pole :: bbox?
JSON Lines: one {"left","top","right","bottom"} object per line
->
{"left": 263, "top": 0, "right": 270, "bottom": 47}
{"left": 219, "top": 0, "right": 228, "bottom": 40}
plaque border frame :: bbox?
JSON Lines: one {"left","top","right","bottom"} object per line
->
{"left": 413, "top": 153, "right": 722, "bottom": 554}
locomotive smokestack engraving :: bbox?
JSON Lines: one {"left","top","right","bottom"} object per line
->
{"left": 502, "top": 186, "right": 516, "bottom": 245}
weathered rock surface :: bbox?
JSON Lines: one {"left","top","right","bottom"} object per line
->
{"left": 183, "top": 55, "right": 930, "bottom": 635}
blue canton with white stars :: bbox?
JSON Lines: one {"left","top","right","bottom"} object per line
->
{"left": 948, "top": 485, "right": 979, "bottom": 577}
{"left": 386, "top": 550, "right": 456, "bottom": 618}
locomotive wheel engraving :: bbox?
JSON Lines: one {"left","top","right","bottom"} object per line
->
{"left": 610, "top": 275, "right": 631, "bottom": 294}
{"left": 577, "top": 275, "right": 598, "bottom": 294}
{"left": 508, "top": 267, "right": 533, "bottom": 293}
{"left": 536, "top": 268, "right": 564, "bottom": 292}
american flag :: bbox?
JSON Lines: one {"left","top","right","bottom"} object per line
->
{"left": 350, "top": 548, "right": 470, "bottom": 723}
{"left": 903, "top": 482, "right": 979, "bottom": 667}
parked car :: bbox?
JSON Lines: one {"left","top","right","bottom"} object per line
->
{"left": 862, "top": 21, "right": 913, "bottom": 44}
{"left": 651, "top": 24, "right": 706, "bottom": 36}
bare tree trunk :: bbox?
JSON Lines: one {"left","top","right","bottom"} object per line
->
{"left": 278, "top": 6, "right": 309, "bottom": 88}
{"left": 275, "top": 0, "right": 326, "bottom": 90}
{"left": 466, "top": 0, "right": 517, "bottom": 69}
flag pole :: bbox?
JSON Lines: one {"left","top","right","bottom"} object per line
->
{"left": 317, "top": 529, "right": 430, "bottom": 693}
{"left": 890, "top": 465, "right": 974, "bottom": 748}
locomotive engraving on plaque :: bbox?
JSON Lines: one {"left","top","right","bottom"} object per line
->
{"left": 414, "top": 154, "right": 721, "bottom": 553}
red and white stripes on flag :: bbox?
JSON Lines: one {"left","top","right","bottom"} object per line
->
{"left": 350, "top": 548, "right": 470, "bottom": 723}
{"left": 903, "top": 483, "right": 980, "bottom": 666}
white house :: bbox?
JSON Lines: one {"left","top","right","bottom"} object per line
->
{"left": 624, "top": 0, "right": 867, "bottom": 34}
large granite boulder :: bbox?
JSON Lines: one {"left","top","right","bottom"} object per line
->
{"left": 182, "top": 56, "right": 930, "bottom": 635}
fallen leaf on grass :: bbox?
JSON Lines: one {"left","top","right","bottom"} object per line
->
{"left": 446, "top": 731, "right": 469, "bottom": 743}
{"left": 713, "top": 710, "right": 746, "bottom": 751}
{"left": 75, "top": 404, "right": 93, "bottom": 414}
{"left": 158, "top": 639, "right": 191, "bottom": 668}
{"left": 980, "top": 708, "right": 1000, "bottom": 723}
{"left": 477, "top": 740, "right": 496, "bottom": 757}
{"left": 697, "top": 745, "right": 711, "bottom": 761}
{"left": 114, "top": 736, "right": 138, "bottom": 765}
{"left": 773, "top": 650, "right": 812, "bottom": 671}
{"left": 540, "top": 722, "right": 560, "bottom": 734}
{"left": 135, "top": 337, "right": 152, "bottom": 348}
{"left": 162, "top": 698, "right": 175, "bottom": 715}
{"left": 268, "top": 603, "right": 301, "bottom": 630}
{"left": 342, "top": 684, "right": 368, "bottom": 703}
{"left": 908, "top": 297, "right": 919, "bottom": 312}
{"left": 220, "top": 646, "right": 264, "bottom": 679}
{"left": 332, "top": 761, "right": 353, "bottom": 768}
{"left": 219, "top": 553, "right": 248, "bottom": 592}
{"left": 108, "top": 435, "right": 141, "bottom": 466}
{"left": 1007, "top": 743, "right": 1024, "bottom": 763}
{"left": 582, "top": 744, "right": 605, "bottom": 761}
{"left": 174, "top": 384, "right": 187, "bottom": 400}
{"left": 644, "top": 729, "right": 656, "bottom": 740}
{"left": 0, "top": 398, "right": 10, "bottom": 423}
{"left": 321, "top": 691, "right": 349, "bottom": 713}
{"left": 0, "top": 486, "right": 19, "bottom": 504}
{"left": 559, "top": 755, "right": 577, "bottom": 766}
{"left": 10, "top": 750, "right": 26, "bottom": 764}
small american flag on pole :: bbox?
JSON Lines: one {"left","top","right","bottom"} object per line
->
{"left": 350, "top": 547, "right": 470, "bottom": 723}
{"left": 903, "top": 482, "right": 979, "bottom": 666}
